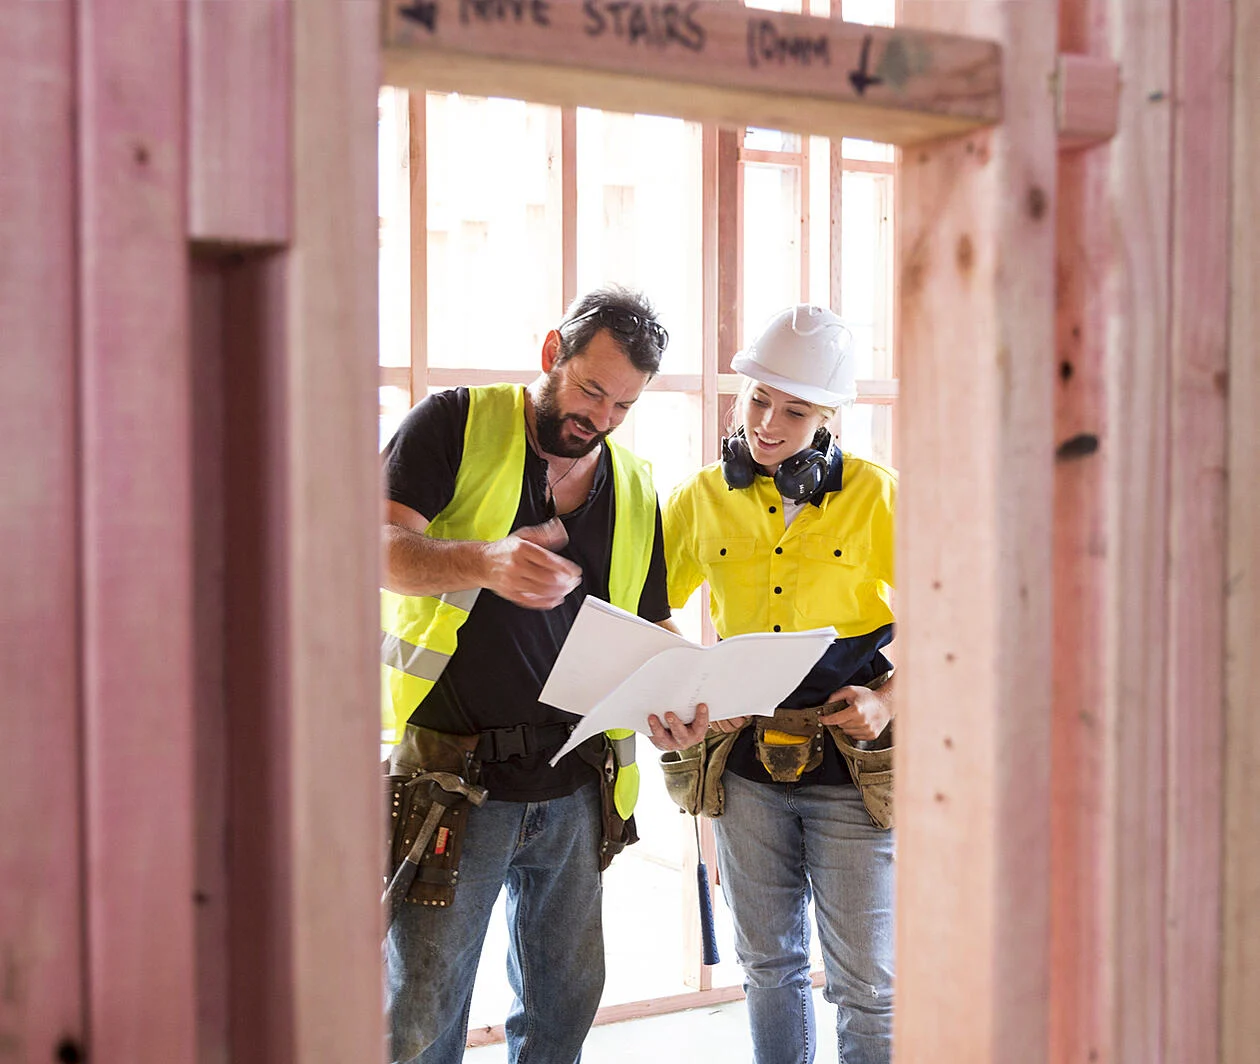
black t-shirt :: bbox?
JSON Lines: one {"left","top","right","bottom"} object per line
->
{"left": 384, "top": 387, "right": 671, "bottom": 801}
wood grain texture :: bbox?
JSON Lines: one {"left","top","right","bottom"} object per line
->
{"left": 0, "top": 3, "right": 85, "bottom": 1059}
{"left": 893, "top": 1, "right": 1057, "bottom": 1061}
{"left": 1163, "top": 0, "right": 1232, "bottom": 1058}
{"left": 1049, "top": 5, "right": 1120, "bottom": 1062}
{"left": 383, "top": 0, "right": 1001, "bottom": 145}
{"left": 1222, "top": 1, "right": 1260, "bottom": 1059}
{"left": 189, "top": 0, "right": 291, "bottom": 246}
{"left": 408, "top": 92, "right": 429, "bottom": 403}
{"left": 285, "top": 3, "right": 384, "bottom": 1060}
{"left": 77, "top": 0, "right": 198, "bottom": 1060}
{"left": 189, "top": 260, "right": 231, "bottom": 1064}
{"left": 1105, "top": 1, "right": 1175, "bottom": 1057}
{"left": 1050, "top": 98, "right": 1115, "bottom": 1064}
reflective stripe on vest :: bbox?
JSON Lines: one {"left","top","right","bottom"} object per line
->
{"left": 380, "top": 383, "right": 657, "bottom": 820}
{"left": 381, "top": 385, "right": 526, "bottom": 743}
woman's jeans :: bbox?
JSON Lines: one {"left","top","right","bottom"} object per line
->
{"left": 713, "top": 773, "right": 895, "bottom": 1064}
{"left": 385, "top": 782, "right": 605, "bottom": 1064}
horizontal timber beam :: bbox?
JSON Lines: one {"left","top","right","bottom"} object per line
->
{"left": 382, "top": 365, "right": 898, "bottom": 400}
{"left": 382, "top": 0, "right": 1001, "bottom": 144}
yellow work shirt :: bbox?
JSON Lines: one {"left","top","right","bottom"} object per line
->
{"left": 663, "top": 455, "right": 896, "bottom": 640}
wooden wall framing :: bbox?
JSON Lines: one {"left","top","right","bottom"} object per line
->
{"left": 1, "top": 0, "right": 1255, "bottom": 1062}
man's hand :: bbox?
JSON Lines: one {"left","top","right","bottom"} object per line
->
{"left": 819, "top": 684, "right": 892, "bottom": 742}
{"left": 647, "top": 702, "right": 711, "bottom": 751}
{"left": 482, "top": 518, "right": 583, "bottom": 609}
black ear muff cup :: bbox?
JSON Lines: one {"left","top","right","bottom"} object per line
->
{"left": 721, "top": 434, "right": 756, "bottom": 490}
{"left": 774, "top": 450, "right": 828, "bottom": 502}
{"left": 722, "top": 428, "right": 833, "bottom": 502}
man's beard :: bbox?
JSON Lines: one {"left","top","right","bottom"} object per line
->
{"left": 534, "top": 376, "right": 609, "bottom": 458}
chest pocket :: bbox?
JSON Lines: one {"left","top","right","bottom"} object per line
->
{"left": 698, "top": 536, "right": 757, "bottom": 566}
{"left": 794, "top": 533, "right": 870, "bottom": 626}
{"left": 697, "top": 536, "right": 758, "bottom": 618}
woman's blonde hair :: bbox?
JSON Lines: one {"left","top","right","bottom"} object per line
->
{"left": 727, "top": 376, "right": 838, "bottom": 436}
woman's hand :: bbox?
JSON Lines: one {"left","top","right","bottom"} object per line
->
{"left": 647, "top": 702, "right": 711, "bottom": 751}
{"left": 819, "top": 683, "right": 892, "bottom": 742}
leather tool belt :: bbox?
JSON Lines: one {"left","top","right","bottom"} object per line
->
{"left": 384, "top": 724, "right": 483, "bottom": 910}
{"left": 660, "top": 671, "right": 895, "bottom": 830}
{"left": 661, "top": 725, "right": 746, "bottom": 819}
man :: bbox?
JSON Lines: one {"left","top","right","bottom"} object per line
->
{"left": 380, "top": 285, "right": 673, "bottom": 1064}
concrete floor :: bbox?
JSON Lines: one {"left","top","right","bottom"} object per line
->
{"left": 460, "top": 757, "right": 838, "bottom": 1062}
{"left": 465, "top": 988, "right": 841, "bottom": 1063}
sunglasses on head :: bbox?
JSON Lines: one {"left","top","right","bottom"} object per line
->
{"left": 563, "top": 305, "right": 669, "bottom": 352}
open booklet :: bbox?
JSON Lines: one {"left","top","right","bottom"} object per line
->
{"left": 540, "top": 596, "right": 836, "bottom": 766}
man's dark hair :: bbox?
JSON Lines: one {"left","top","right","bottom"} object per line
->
{"left": 555, "top": 285, "right": 665, "bottom": 377}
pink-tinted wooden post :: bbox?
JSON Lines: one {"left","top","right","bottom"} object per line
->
{"left": 1051, "top": 0, "right": 1234, "bottom": 1058}
{"left": 1163, "top": 0, "right": 1232, "bottom": 1056}
{"left": 78, "top": 0, "right": 199, "bottom": 1059}
{"left": 894, "top": 2, "right": 1057, "bottom": 1061}
{"left": 1223, "top": 2, "right": 1260, "bottom": 1059}
{"left": 0, "top": 2, "right": 85, "bottom": 1060}
{"left": 1050, "top": 3, "right": 1115, "bottom": 1059}
{"left": 185, "top": 2, "right": 383, "bottom": 1061}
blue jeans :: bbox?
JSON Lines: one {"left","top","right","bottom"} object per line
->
{"left": 713, "top": 773, "right": 895, "bottom": 1064}
{"left": 385, "top": 782, "right": 605, "bottom": 1064}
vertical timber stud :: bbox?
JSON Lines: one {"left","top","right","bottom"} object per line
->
{"left": 409, "top": 91, "right": 429, "bottom": 404}
{"left": 286, "top": 4, "right": 382, "bottom": 1061}
{"left": 1223, "top": 0, "right": 1260, "bottom": 1059}
{"left": 1050, "top": 0, "right": 1114, "bottom": 1057}
{"left": 1107, "top": 0, "right": 1174, "bottom": 1057}
{"left": 894, "top": 3, "right": 1056, "bottom": 1063}
{"left": 1164, "top": 0, "right": 1232, "bottom": 1057}
{"left": 0, "top": 2, "right": 85, "bottom": 1061}
{"left": 78, "top": 0, "right": 198, "bottom": 1060}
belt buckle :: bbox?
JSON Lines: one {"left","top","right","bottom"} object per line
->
{"left": 491, "top": 723, "right": 530, "bottom": 761}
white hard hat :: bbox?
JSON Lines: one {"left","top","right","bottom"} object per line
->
{"left": 731, "top": 305, "right": 856, "bottom": 406}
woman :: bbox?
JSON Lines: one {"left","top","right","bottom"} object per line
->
{"left": 649, "top": 304, "right": 896, "bottom": 1064}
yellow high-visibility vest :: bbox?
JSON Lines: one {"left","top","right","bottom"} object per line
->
{"left": 381, "top": 382, "right": 655, "bottom": 818}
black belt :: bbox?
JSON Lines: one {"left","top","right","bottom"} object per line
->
{"left": 475, "top": 722, "right": 575, "bottom": 763}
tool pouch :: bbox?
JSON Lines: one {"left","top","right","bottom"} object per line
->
{"left": 659, "top": 725, "right": 746, "bottom": 819}
{"left": 825, "top": 721, "right": 894, "bottom": 830}
{"left": 755, "top": 708, "right": 826, "bottom": 782}
{"left": 661, "top": 742, "right": 705, "bottom": 816}
{"left": 576, "top": 737, "right": 639, "bottom": 871}
{"left": 384, "top": 724, "right": 482, "bottom": 908}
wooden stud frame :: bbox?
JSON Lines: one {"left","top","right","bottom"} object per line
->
{"left": 2, "top": 0, "right": 1253, "bottom": 1060}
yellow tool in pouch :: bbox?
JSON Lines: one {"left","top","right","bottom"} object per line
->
{"left": 755, "top": 707, "right": 826, "bottom": 782}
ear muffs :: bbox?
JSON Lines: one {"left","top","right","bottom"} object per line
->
{"left": 721, "top": 427, "right": 833, "bottom": 502}
{"left": 721, "top": 432, "right": 756, "bottom": 489}
{"left": 775, "top": 449, "right": 829, "bottom": 502}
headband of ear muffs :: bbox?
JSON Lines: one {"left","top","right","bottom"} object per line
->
{"left": 721, "top": 427, "right": 833, "bottom": 502}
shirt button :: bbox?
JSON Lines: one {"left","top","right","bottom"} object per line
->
{"left": 773, "top": 625, "right": 781, "bottom": 632}
{"left": 769, "top": 506, "right": 777, "bottom": 513}
{"left": 720, "top": 548, "right": 727, "bottom": 556}
{"left": 775, "top": 547, "right": 783, "bottom": 555}
{"left": 834, "top": 549, "right": 842, "bottom": 557}
{"left": 774, "top": 586, "right": 782, "bottom": 594}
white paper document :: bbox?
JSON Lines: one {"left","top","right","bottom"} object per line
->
{"left": 541, "top": 597, "right": 836, "bottom": 766}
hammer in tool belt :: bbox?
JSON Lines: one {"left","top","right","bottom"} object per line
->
{"left": 382, "top": 771, "right": 488, "bottom": 930}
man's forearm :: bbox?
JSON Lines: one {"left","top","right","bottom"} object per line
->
{"left": 382, "top": 523, "right": 488, "bottom": 597}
